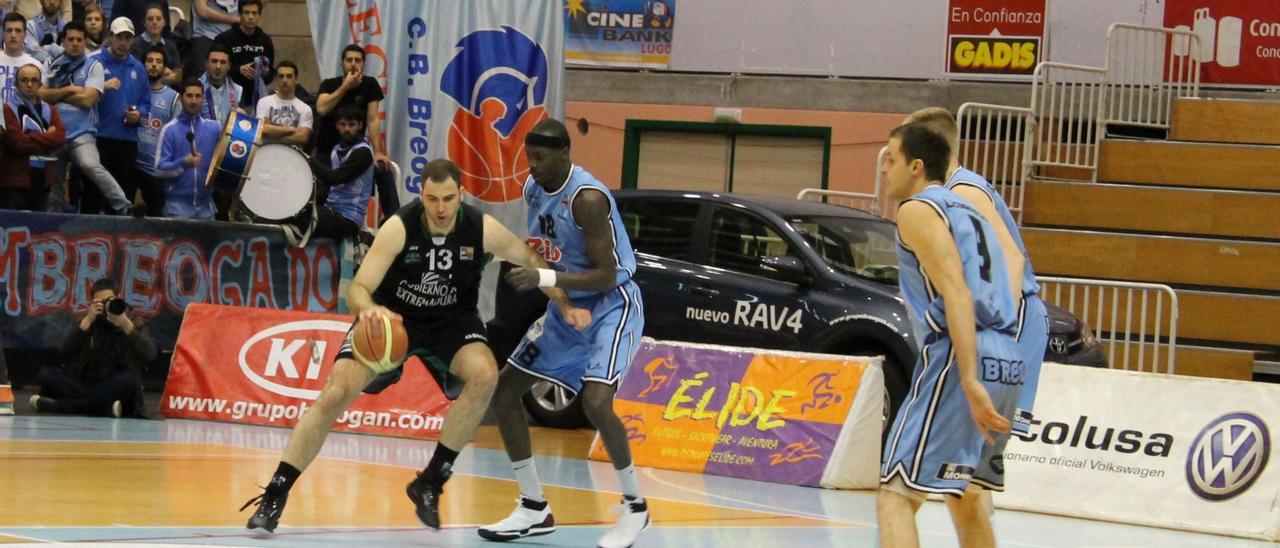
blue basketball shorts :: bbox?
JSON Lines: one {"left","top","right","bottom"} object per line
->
{"left": 881, "top": 329, "right": 1024, "bottom": 496}
{"left": 507, "top": 280, "right": 644, "bottom": 394}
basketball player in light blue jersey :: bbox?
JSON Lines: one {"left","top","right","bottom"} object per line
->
{"left": 878, "top": 123, "right": 1025, "bottom": 548}
{"left": 483, "top": 119, "right": 648, "bottom": 548}
{"left": 907, "top": 108, "right": 1049, "bottom": 503}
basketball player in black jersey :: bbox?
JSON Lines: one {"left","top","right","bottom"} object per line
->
{"left": 241, "top": 159, "right": 591, "bottom": 533}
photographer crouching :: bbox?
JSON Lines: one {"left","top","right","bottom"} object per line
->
{"left": 30, "top": 278, "right": 157, "bottom": 418}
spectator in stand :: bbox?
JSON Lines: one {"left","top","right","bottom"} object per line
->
{"left": 156, "top": 77, "right": 218, "bottom": 219}
{"left": 83, "top": 4, "right": 105, "bottom": 50}
{"left": 23, "top": 0, "right": 64, "bottom": 63}
{"left": 110, "top": 0, "right": 168, "bottom": 41}
{"left": 186, "top": 0, "right": 236, "bottom": 81}
{"left": 93, "top": 16, "right": 150, "bottom": 214}
{"left": 134, "top": 45, "right": 176, "bottom": 216}
{"left": 30, "top": 277, "right": 157, "bottom": 418}
{"left": 1, "top": 63, "right": 65, "bottom": 211}
{"left": 129, "top": 4, "right": 180, "bottom": 86}
{"left": 293, "top": 104, "right": 373, "bottom": 242}
{"left": 0, "top": 12, "right": 42, "bottom": 104}
{"left": 13, "top": 0, "right": 71, "bottom": 22}
{"left": 315, "top": 44, "right": 385, "bottom": 166}
{"left": 42, "top": 20, "right": 130, "bottom": 214}
{"left": 212, "top": 0, "right": 268, "bottom": 113}
{"left": 199, "top": 43, "right": 239, "bottom": 126}
{"left": 256, "top": 60, "right": 310, "bottom": 147}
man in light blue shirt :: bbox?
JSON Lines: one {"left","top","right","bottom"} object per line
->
{"left": 40, "top": 20, "right": 130, "bottom": 214}
{"left": 135, "top": 45, "right": 177, "bottom": 217}
{"left": 23, "top": 0, "right": 64, "bottom": 63}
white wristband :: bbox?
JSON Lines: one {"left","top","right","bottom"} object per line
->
{"left": 537, "top": 268, "right": 557, "bottom": 288}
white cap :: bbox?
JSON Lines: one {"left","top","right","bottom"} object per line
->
{"left": 109, "top": 17, "right": 135, "bottom": 36}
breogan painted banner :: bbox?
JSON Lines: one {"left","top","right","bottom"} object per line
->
{"left": 946, "top": 0, "right": 1048, "bottom": 76}
{"left": 995, "top": 364, "right": 1280, "bottom": 540}
{"left": 162, "top": 304, "right": 450, "bottom": 439}
{"left": 589, "top": 339, "right": 884, "bottom": 489}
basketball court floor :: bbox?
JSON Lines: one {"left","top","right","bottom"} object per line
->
{"left": 0, "top": 415, "right": 1272, "bottom": 547}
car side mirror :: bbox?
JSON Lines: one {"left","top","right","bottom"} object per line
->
{"left": 761, "top": 255, "right": 810, "bottom": 284}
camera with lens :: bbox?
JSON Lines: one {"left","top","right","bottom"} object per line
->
{"left": 105, "top": 297, "right": 129, "bottom": 316}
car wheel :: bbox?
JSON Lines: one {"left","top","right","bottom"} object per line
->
{"left": 521, "top": 380, "right": 590, "bottom": 429}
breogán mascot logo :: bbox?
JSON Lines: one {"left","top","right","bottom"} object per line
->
{"left": 441, "top": 26, "right": 550, "bottom": 204}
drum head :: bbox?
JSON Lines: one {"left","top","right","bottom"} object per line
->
{"left": 241, "top": 145, "right": 314, "bottom": 221}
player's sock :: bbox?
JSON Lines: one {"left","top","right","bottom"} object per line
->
{"left": 512, "top": 457, "right": 545, "bottom": 502}
{"left": 268, "top": 462, "right": 301, "bottom": 494}
{"left": 616, "top": 463, "right": 642, "bottom": 502}
{"left": 423, "top": 442, "right": 459, "bottom": 485}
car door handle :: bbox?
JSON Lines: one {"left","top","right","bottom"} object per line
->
{"left": 690, "top": 284, "right": 720, "bottom": 297}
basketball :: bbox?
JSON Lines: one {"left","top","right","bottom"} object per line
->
{"left": 351, "top": 315, "right": 409, "bottom": 373}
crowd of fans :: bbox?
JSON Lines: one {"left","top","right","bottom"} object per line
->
{"left": 0, "top": 0, "right": 395, "bottom": 234}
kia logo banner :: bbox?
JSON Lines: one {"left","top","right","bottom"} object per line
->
{"left": 163, "top": 304, "right": 449, "bottom": 439}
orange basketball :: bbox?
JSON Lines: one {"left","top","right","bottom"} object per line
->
{"left": 351, "top": 315, "right": 409, "bottom": 373}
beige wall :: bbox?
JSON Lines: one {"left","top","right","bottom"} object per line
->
{"left": 258, "top": 0, "right": 321, "bottom": 92}
{"left": 565, "top": 101, "right": 905, "bottom": 195}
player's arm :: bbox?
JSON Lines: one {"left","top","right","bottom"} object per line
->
{"left": 508, "top": 188, "right": 620, "bottom": 294}
{"left": 348, "top": 216, "right": 405, "bottom": 323}
{"left": 951, "top": 184, "right": 1024, "bottom": 302}
{"left": 898, "top": 201, "right": 1011, "bottom": 443}
{"left": 483, "top": 214, "right": 591, "bottom": 330}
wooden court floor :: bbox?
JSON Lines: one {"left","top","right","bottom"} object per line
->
{"left": 0, "top": 416, "right": 1273, "bottom": 547}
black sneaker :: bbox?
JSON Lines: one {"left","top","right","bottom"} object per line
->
{"left": 406, "top": 471, "right": 449, "bottom": 530}
{"left": 240, "top": 487, "right": 288, "bottom": 534}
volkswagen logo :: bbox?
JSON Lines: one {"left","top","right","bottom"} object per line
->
{"left": 1185, "top": 412, "right": 1270, "bottom": 501}
{"left": 1047, "top": 336, "right": 1068, "bottom": 355}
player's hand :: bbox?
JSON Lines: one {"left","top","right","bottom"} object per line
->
{"left": 962, "top": 379, "right": 1011, "bottom": 445}
{"left": 504, "top": 266, "right": 541, "bottom": 291}
{"left": 559, "top": 304, "right": 592, "bottom": 331}
{"left": 104, "top": 77, "right": 121, "bottom": 91}
{"left": 357, "top": 305, "right": 401, "bottom": 325}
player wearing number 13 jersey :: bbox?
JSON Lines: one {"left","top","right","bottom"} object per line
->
{"left": 241, "top": 159, "right": 588, "bottom": 535}
{"left": 877, "top": 123, "right": 1025, "bottom": 548}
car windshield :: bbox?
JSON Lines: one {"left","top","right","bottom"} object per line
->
{"left": 787, "top": 215, "right": 900, "bottom": 284}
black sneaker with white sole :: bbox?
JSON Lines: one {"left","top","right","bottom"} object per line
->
{"left": 406, "top": 470, "right": 449, "bottom": 530}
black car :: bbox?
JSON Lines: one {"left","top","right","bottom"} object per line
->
{"left": 488, "top": 190, "right": 1105, "bottom": 428}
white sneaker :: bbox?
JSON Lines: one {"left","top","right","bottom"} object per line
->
{"left": 597, "top": 497, "right": 650, "bottom": 548}
{"left": 478, "top": 497, "right": 555, "bottom": 542}
{"left": 111, "top": 400, "right": 123, "bottom": 418}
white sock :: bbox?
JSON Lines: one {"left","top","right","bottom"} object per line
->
{"left": 512, "top": 458, "right": 545, "bottom": 502}
{"left": 616, "top": 464, "right": 642, "bottom": 501}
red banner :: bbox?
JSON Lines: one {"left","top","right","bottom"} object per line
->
{"left": 1164, "top": 1, "right": 1280, "bottom": 86}
{"left": 946, "top": 0, "right": 1048, "bottom": 76}
{"left": 162, "top": 304, "right": 450, "bottom": 439}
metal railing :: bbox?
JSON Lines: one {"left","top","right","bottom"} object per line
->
{"left": 956, "top": 103, "right": 1034, "bottom": 223}
{"left": 1105, "top": 24, "right": 1201, "bottom": 128}
{"left": 1028, "top": 62, "right": 1107, "bottom": 182}
{"left": 798, "top": 146, "right": 885, "bottom": 217}
{"left": 1036, "top": 276, "right": 1179, "bottom": 374}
